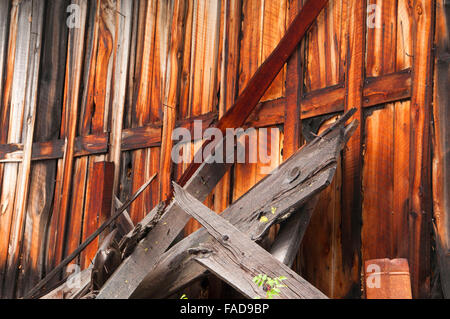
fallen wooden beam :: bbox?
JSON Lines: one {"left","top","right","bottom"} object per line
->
{"left": 173, "top": 183, "right": 327, "bottom": 299}
{"left": 269, "top": 197, "right": 319, "bottom": 267}
{"left": 24, "top": 174, "right": 157, "bottom": 299}
{"left": 128, "top": 113, "right": 357, "bottom": 298}
{"left": 96, "top": 0, "right": 329, "bottom": 299}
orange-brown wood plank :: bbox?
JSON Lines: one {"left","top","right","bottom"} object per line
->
{"left": 159, "top": 0, "right": 186, "bottom": 203}
{"left": 80, "top": 162, "right": 114, "bottom": 269}
{"left": 213, "top": 0, "right": 242, "bottom": 220}
{"left": 341, "top": 0, "right": 366, "bottom": 298}
{"left": 366, "top": 0, "right": 398, "bottom": 77}
{"left": 284, "top": 0, "right": 304, "bottom": 159}
{"left": 396, "top": 0, "right": 414, "bottom": 70}
{"left": 362, "top": 105, "right": 395, "bottom": 261}
{"left": 188, "top": 0, "right": 221, "bottom": 116}
{"left": 433, "top": 0, "right": 450, "bottom": 298}
{"left": 0, "top": 2, "right": 19, "bottom": 297}
{"left": 300, "top": 149, "right": 344, "bottom": 298}
{"left": 304, "top": 0, "right": 345, "bottom": 92}
{"left": 129, "top": 0, "right": 158, "bottom": 223}
{"left": 408, "top": 0, "right": 434, "bottom": 298}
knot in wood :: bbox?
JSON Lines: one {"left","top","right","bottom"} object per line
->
{"left": 287, "top": 167, "right": 301, "bottom": 183}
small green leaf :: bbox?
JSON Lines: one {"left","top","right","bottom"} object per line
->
{"left": 260, "top": 216, "right": 269, "bottom": 223}
{"left": 271, "top": 207, "right": 277, "bottom": 215}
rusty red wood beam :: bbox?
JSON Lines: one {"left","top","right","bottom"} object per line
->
{"left": 177, "top": 0, "right": 329, "bottom": 188}
{"left": 96, "top": 0, "right": 330, "bottom": 299}
{"left": 0, "top": 67, "right": 413, "bottom": 165}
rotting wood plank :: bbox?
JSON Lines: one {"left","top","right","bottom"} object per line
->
{"left": 46, "top": 0, "right": 88, "bottom": 271}
{"left": 409, "top": 0, "right": 434, "bottom": 298}
{"left": 0, "top": 0, "right": 17, "bottom": 198}
{"left": 433, "top": 0, "right": 450, "bottom": 298}
{"left": 80, "top": 162, "right": 115, "bottom": 269}
{"left": 62, "top": 0, "right": 102, "bottom": 275}
{"left": 0, "top": 1, "right": 26, "bottom": 298}
{"left": 108, "top": 0, "right": 134, "bottom": 236}
{"left": 129, "top": 0, "right": 158, "bottom": 223}
{"left": 172, "top": 183, "right": 327, "bottom": 299}
{"left": 0, "top": 0, "right": 44, "bottom": 298}
{"left": 96, "top": 0, "right": 329, "bottom": 299}
{"left": 2, "top": 0, "right": 44, "bottom": 298}
{"left": 128, "top": 113, "right": 356, "bottom": 299}
{"left": 159, "top": 0, "right": 186, "bottom": 203}
{"left": 340, "top": 0, "right": 366, "bottom": 298}
{"left": 24, "top": 174, "right": 157, "bottom": 299}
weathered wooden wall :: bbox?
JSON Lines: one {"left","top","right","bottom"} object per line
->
{"left": 0, "top": 0, "right": 442, "bottom": 299}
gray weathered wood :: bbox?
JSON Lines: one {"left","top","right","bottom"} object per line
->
{"left": 172, "top": 183, "right": 327, "bottom": 299}
{"left": 128, "top": 113, "right": 357, "bottom": 298}
{"left": 96, "top": 2, "right": 331, "bottom": 298}
{"left": 269, "top": 197, "right": 319, "bottom": 267}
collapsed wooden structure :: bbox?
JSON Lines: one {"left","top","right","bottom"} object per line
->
{"left": 0, "top": 0, "right": 448, "bottom": 299}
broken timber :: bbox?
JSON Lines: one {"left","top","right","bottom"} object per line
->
{"left": 172, "top": 183, "right": 327, "bottom": 299}
{"left": 127, "top": 112, "right": 357, "bottom": 298}
{"left": 96, "top": 0, "right": 329, "bottom": 299}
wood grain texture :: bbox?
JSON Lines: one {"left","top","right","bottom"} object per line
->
{"left": 433, "top": 0, "right": 450, "bottom": 298}
{"left": 408, "top": 0, "right": 434, "bottom": 298}
{"left": 128, "top": 115, "right": 355, "bottom": 298}
{"left": 340, "top": 0, "right": 366, "bottom": 298}
{"left": 46, "top": 0, "right": 88, "bottom": 273}
{"left": 173, "top": 183, "right": 327, "bottom": 299}
{"left": 80, "top": 162, "right": 114, "bottom": 269}
{"left": 17, "top": 0, "right": 69, "bottom": 297}
{"left": 2, "top": 0, "right": 44, "bottom": 298}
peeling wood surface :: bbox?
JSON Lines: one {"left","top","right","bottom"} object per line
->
{"left": 173, "top": 183, "right": 327, "bottom": 299}
{"left": 0, "top": 0, "right": 439, "bottom": 299}
{"left": 433, "top": 0, "right": 450, "bottom": 298}
{"left": 129, "top": 115, "right": 355, "bottom": 299}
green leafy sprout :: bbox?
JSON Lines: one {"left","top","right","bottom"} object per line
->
{"left": 253, "top": 274, "right": 287, "bottom": 299}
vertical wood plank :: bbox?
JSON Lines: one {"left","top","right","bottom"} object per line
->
{"left": 159, "top": 0, "right": 185, "bottom": 203}
{"left": 2, "top": 0, "right": 44, "bottom": 298}
{"left": 366, "top": 0, "right": 398, "bottom": 77}
{"left": 433, "top": 0, "right": 450, "bottom": 298}
{"left": 46, "top": 0, "right": 88, "bottom": 271}
{"left": 362, "top": 105, "right": 394, "bottom": 261}
{"left": 408, "top": 0, "right": 434, "bottom": 298}
{"left": 341, "top": 0, "right": 366, "bottom": 298}
{"left": 80, "top": 162, "right": 114, "bottom": 269}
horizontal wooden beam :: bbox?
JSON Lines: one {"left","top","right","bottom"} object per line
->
{"left": 301, "top": 68, "right": 413, "bottom": 119}
{"left": 0, "top": 69, "right": 413, "bottom": 163}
